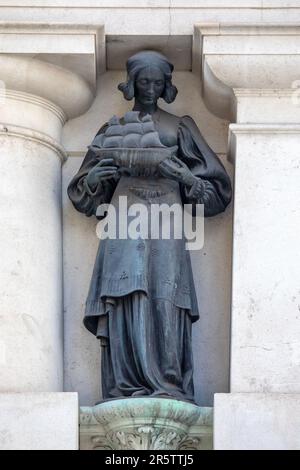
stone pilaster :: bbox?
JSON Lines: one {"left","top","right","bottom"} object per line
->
{"left": 195, "top": 23, "right": 300, "bottom": 449}
{"left": 0, "top": 51, "right": 94, "bottom": 392}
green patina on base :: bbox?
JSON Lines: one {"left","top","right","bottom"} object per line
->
{"left": 80, "top": 397, "right": 213, "bottom": 450}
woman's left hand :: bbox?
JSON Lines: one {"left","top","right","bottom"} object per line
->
{"left": 158, "top": 156, "right": 196, "bottom": 187}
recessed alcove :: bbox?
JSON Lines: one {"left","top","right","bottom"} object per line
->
{"left": 62, "top": 34, "right": 233, "bottom": 407}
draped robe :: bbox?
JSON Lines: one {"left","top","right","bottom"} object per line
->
{"left": 67, "top": 114, "right": 232, "bottom": 402}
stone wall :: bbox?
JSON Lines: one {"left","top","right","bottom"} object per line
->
{"left": 0, "top": 1, "right": 299, "bottom": 34}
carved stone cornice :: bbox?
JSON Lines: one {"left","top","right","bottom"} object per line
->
{"left": 0, "top": 22, "right": 105, "bottom": 125}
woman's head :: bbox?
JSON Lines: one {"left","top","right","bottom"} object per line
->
{"left": 118, "top": 51, "right": 178, "bottom": 105}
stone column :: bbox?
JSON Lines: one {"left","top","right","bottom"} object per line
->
{"left": 195, "top": 24, "right": 300, "bottom": 449}
{"left": 0, "top": 55, "right": 93, "bottom": 392}
{"left": 228, "top": 120, "right": 300, "bottom": 395}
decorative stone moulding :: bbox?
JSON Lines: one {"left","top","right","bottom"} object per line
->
{"left": 80, "top": 398, "right": 213, "bottom": 450}
{"left": 193, "top": 23, "right": 300, "bottom": 120}
{"left": 0, "top": 23, "right": 105, "bottom": 87}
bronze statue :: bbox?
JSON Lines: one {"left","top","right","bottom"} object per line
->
{"left": 68, "top": 51, "right": 232, "bottom": 402}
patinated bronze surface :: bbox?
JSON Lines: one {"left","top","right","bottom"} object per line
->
{"left": 68, "top": 51, "right": 232, "bottom": 402}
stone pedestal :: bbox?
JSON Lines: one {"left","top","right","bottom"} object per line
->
{"left": 80, "top": 398, "right": 213, "bottom": 450}
{"left": 196, "top": 23, "right": 300, "bottom": 449}
{"left": 0, "top": 393, "right": 78, "bottom": 450}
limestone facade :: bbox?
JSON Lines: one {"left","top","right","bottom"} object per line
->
{"left": 0, "top": 0, "right": 299, "bottom": 450}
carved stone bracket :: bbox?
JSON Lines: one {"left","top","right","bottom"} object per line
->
{"left": 194, "top": 23, "right": 300, "bottom": 121}
{"left": 80, "top": 398, "right": 213, "bottom": 450}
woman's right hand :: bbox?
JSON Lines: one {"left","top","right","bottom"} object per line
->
{"left": 86, "top": 158, "right": 119, "bottom": 191}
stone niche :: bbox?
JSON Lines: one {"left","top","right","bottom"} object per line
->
{"left": 0, "top": 24, "right": 233, "bottom": 450}
{"left": 62, "top": 34, "right": 233, "bottom": 409}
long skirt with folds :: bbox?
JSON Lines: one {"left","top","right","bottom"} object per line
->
{"left": 97, "top": 291, "right": 195, "bottom": 402}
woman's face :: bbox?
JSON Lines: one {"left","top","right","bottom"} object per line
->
{"left": 135, "top": 65, "right": 165, "bottom": 106}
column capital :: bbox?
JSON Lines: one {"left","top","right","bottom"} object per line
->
{"left": 194, "top": 23, "right": 300, "bottom": 120}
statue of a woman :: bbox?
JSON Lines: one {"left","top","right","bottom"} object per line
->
{"left": 68, "top": 51, "right": 232, "bottom": 403}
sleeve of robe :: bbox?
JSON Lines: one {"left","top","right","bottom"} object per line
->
{"left": 178, "top": 115, "right": 232, "bottom": 217}
{"left": 67, "top": 123, "right": 120, "bottom": 218}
